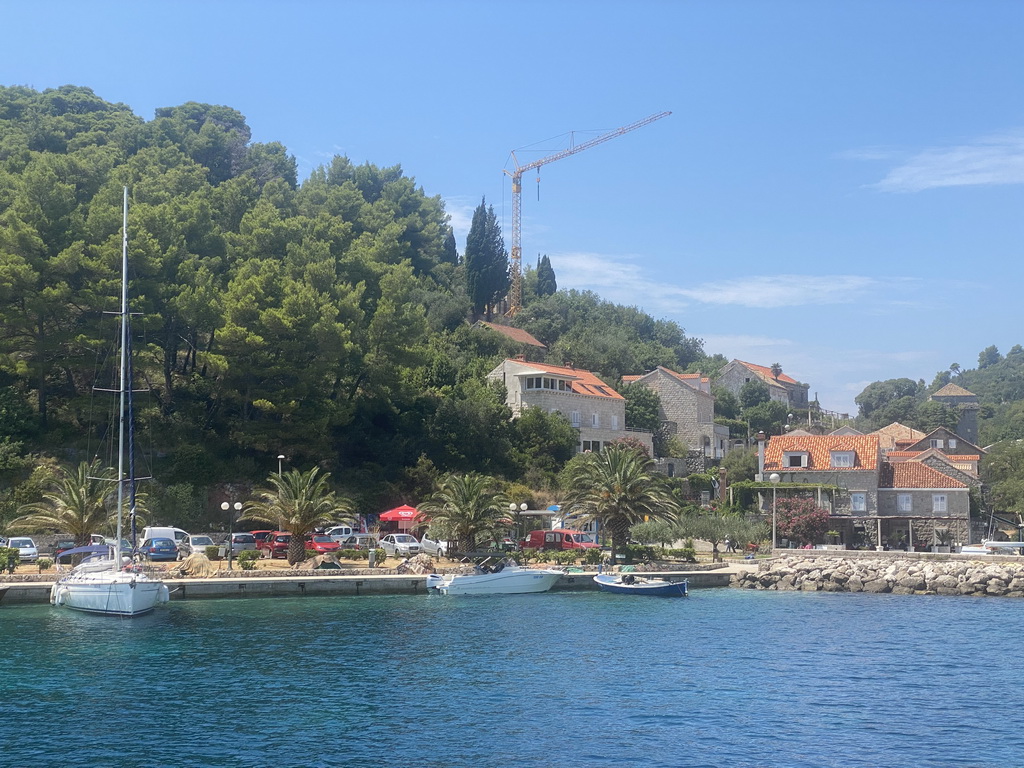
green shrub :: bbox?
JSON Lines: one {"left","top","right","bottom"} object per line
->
{"left": 236, "top": 550, "right": 259, "bottom": 571}
{"left": 304, "top": 549, "right": 317, "bottom": 560}
{"left": 36, "top": 557, "right": 53, "bottom": 572}
{"left": 205, "top": 545, "right": 222, "bottom": 560}
{"left": 583, "top": 548, "right": 604, "bottom": 565}
{"left": 622, "top": 543, "right": 656, "bottom": 564}
{"left": 0, "top": 547, "right": 17, "bottom": 573}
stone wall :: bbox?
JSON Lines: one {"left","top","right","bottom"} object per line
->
{"left": 733, "top": 553, "right": 1024, "bottom": 597}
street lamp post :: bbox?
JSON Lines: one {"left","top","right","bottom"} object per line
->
{"left": 277, "top": 454, "right": 285, "bottom": 477}
{"left": 509, "top": 502, "right": 528, "bottom": 547}
{"left": 769, "top": 473, "right": 781, "bottom": 551}
{"left": 221, "top": 501, "right": 243, "bottom": 570}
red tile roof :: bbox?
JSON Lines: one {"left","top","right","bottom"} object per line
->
{"left": 764, "top": 434, "right": 880, "bottom": 471}
{"left": 880, "top": 462, "right": 967, "bottom": 489}
{"left": 931, "top": 382, "right": 977, "bottom": 398}
{"left": 736, "top": 360, "right": 801, "bottom": 386}
{"left": 476, "top": 321, "right": 546, "bottom": 348}
{"left": 508, "top": 360, "right": 623, "bottom": 400}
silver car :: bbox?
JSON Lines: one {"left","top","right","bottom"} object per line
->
{"left": 419, "top": 534, "right": 450, "bottom": 558}
{"left": 178, "top": 534, "right": 217, "bottom": 558}
{"left": 8, "top": 537, "right": 39, "bottom": 563}
{"left": 379, "top": 534, "right": 420, "bottom": 558}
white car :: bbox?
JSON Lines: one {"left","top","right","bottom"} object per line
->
{"left": 379, "top": 534, "right": 421, "bottom": 558}
{"left": 8, "top": 537, "right": 38, "bottom": 562}
{"left": 420, "top": 534, "right": 450, "bottom": 559}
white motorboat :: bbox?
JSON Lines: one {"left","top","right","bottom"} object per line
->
{"left": 50, "top": 188, "right": 169, "bottom": 617}
{"left": 425, "top": 558, "right": 563, "bottom": 595}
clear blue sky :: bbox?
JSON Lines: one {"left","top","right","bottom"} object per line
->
{"left": 5, "top": 0, "right": 1023, "bottom": 415}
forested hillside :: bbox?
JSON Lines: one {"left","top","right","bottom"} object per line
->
{"left": 0, "top": 85, "right": 705, "bottom": 525}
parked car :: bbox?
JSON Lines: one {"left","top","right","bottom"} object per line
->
{"left": 178, "top": 534, "right": 217, "bottom": 558}
{"left": 139, "top": 537, "right": 179, "bottom": 561}
{"left": 226, "top": 532, "right": 258, "bottom": 554}
{"left": 380, "top": 533, "right": 421, "bottom": 558}
{"left": 325, "top": 525, "right": 356, "bottom": 543}
{"left": 259, "top": 532, "right": 292, "bottom": 559}
{"left": 305, "top": 534, "right": 341, "bottom": 554}
{"left": 53, "top": 537, "right": 78, "bottom": 556}
{"left": 250, "top": 530, "right": 274, "bottom": 547}
{"left": 419, "top": 534, "right": 450, "bottom": 558}
{"left": 8, "top": 537, "right": 39, "bottom": 562}
{"left": 339, "top": 534, "right": 378, "bottom": 550}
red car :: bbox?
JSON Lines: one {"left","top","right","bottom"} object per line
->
{"left": 305, "top": 534, "right": 341, "bottom": 554}
{"left": 259, "top": 532, "right": 291, "bottom": 559}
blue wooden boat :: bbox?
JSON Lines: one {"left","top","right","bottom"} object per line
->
{"left": 593, "top": 573, "right": 688, "bottom": 596}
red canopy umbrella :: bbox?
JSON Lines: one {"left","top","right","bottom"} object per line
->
{"left": 379, "top": 504, "right": 419, "bottom": 530}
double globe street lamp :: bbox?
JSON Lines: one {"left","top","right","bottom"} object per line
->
{"left": 221, "top": 500, "right": 243, "bottom": 570}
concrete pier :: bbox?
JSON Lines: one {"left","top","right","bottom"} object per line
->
{"left": 0, "top": 567, "right": 734, "bottom": 606}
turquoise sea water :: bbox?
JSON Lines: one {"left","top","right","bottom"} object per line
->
{"left": 2, "top": 588, "right": 1022, "bottom": 768}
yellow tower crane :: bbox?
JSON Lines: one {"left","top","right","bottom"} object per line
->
{"left": 502, "top": 110, "right": 671, "bottom": 316}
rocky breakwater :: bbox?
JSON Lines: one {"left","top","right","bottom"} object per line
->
{"left": 733, "top": 555, "right": 1024, "bottom": 597}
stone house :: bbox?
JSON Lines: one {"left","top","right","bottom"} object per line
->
{"left": 899, "top": 427, "right": 986, "bottom": 478}
{"left": 929, "top": 382, "right": 980, "bottom": 444}
{"left": 870, "top": 422, "right": 926, "bottom": 453}
{"left": 761, "top": 433, "right": 970, "bottom": 548}
{"left": 487, "top": 358, "right": 653, "bottom": 455}
{"left": 716, "top": 359, "right": 810, "bottom": 408}
{"left": 621, "top": 366, "right": 731, "bottom": 457}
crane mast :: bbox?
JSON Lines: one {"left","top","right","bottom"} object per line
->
{"left": 503, "top": 110, "right": 671, "bottom": 316}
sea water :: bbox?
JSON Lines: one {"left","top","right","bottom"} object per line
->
{"left": 1, "top": 589, "right": 1021, "bottom": 768}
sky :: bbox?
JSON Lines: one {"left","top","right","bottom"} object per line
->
{"left": 4, "top": 0, "right": 1023, "bottom": 415}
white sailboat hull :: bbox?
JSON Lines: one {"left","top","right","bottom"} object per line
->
{"left": 426, "top": 564, "right": 563, "bottom": 595}
{"left": 51, "top": 566, "right": 169, "bottom": 617}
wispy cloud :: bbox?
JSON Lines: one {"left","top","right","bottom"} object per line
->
{"left": 556, "top": 252, "right": 882, "bottom": 310}
{"left": 871, "top": 131, "right": 1024, "bottom": 193}
{"left": 441, "top": 196, "right": 477, "bottom": 246}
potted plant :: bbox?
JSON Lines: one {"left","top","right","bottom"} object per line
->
{"left": 932, "top": 528, "right": 952, "bottom": 554}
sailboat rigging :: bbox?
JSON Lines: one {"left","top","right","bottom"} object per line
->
{"left": 50, "top": 187, "right": 170, "bottom": 616}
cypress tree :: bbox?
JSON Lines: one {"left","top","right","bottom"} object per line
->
{"left": 537, "top": 254, "right": 557, "bottom": 296}
{"left": 464, "top": 197, "right": 509, "bottom": 320}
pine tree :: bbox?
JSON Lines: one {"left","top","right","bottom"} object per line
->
{"left": 464, "top": 198, "right": 509, "bottom": 320}
{"left": 536, "top": 254, "right": 557, "bottom": 296}
{"left": 442, "top": 226, "right": 458, "bottom": 265}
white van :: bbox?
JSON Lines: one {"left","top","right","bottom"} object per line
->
{"left": 325, "top": 525, "right": 355, "bottom": 543}
{"left": 141, "top": 527, "right": 190, "bottom": 545}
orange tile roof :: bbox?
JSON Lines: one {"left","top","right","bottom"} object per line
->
{"left": 871, "top": 422, "right": 926, "bottom": 441}
{"left": 764, "top": 434, "right": 880, "bottom": 471}
{"left": 880, "top": 462, "right": 967, "bottom": 489}
{"left": 510, "top": 360, "right": 623, "bottom": 400}
{"left": 931, "top": 382, "right": 977, "bottom": 398}
{"left": 623, "top": 367, "right": 708, "bottom": 388}
{"left": 476, "top": 321, "right": 546, "bottom": 348}
{"left": 736, "top": 360, "right": 801, "bottom": 386}
{"left": 887, "top": 451, "right": 923, "bottom": 458}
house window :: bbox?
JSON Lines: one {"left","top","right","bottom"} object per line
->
{"left": 570, "top": 411, "right": 581, "bottom": 427}
{"left": 933, "top": 494, "right": 947, "bottom": 513}
{"left": 784, "top": 452, "right": 808, "bottom": 468}
{"left": 559, "top": 380, "right": 569, "bottom": 391}
{"left": 948, "top": 438, "right": 957, "bottom": 449}
{"left": 611, "top": 415, "right": 619, "bottom": 430}
{"left": 898, "top": 494, "right": 912, "bottom": 512}
{"left": 831, "top": 451, "right": 855, "bottom": 468}
{"left": 591, "top": 413, "right": 599, "bottom": 428}
{"left": 581, "top": 440, "right": 599, "bottom": 453}
{"left": 525, "top": 377, "right": 541, "bottom": 390}
{"left": 850, "top": 493, "right": 866, "bottom": 512}
{"left": 930, "top": 439, "right": 944, "bottom": 449}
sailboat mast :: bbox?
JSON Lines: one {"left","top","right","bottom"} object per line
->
{"left": 115, "top": 186, "right": 128, "bottom": 559}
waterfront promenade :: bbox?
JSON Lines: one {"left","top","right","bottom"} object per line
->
{"left": 0, "top": 563, "right": 741, "bottom": 605}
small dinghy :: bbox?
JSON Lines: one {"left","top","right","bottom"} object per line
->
{"left": 593, "top": 573, "right": 688, "bottom": 597}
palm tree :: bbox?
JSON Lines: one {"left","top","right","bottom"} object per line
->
{"left": 10, "top": 460, "right": 117, "bottom": 545}
{"left": 416, "top": 473, "right": 509, "bottom": 553}
{"left": 561, "top": 443, "right": 676, "bottom": 559}
{"left": 242, "top": 467, "right": 354, "bottom": 564}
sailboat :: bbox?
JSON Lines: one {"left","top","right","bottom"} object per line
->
{"left": 50, "top": 188, "right": 170, "bottom": 616}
